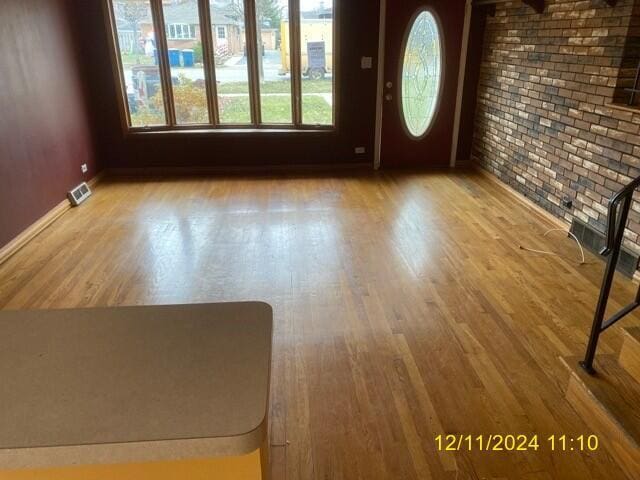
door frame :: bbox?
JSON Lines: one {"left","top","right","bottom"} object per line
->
{"left": 374, "top": 0, "right": 473, "bottom": 170}
{"left": 373, "top": 0, "right": 387, "bottom": 169}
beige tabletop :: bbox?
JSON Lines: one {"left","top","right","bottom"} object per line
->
{"left": 0, "top": 302, "right": 272, "bottom": 470}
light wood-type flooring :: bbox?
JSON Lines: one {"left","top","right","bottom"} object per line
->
{"left": 1, "top": 171, "right": 639, "bottom": 479}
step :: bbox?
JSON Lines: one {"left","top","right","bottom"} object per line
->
{"left": 620, "top": 327, "right": 640, "bottom": 381}
{"left": 561, "top": 355, "right": 640, "bottom": 480}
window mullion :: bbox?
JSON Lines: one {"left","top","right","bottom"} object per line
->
{"left": 331, "top": 0, "right": 337, "bottom": 127}
{"left": 289, "top": 0, "right": 302, "bottom": 126}
{"left": 151, "top": 0, "right": 176, "bottom": 126}
{"left": 198, "top": 0, "right": 220, "bottom": 125}
{"left": 244, "top": 0, "right": 262, "bottom": 125}
{"left": 103, "top": 0, "right": 133, "bottom": 131}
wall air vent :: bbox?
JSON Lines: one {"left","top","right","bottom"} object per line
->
{"left": 68, "top": 182, "right": 92, "bottom": 207}
{"left": 570, "top": 218, "right": 639, "bottom": 278}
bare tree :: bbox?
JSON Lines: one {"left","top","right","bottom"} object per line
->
{"left": 116, "top": 1, "right": 149, "bottom": 53}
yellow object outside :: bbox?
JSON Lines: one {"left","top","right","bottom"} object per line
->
{"left": 0, "top": 449, "right": 263, "bottom": 480}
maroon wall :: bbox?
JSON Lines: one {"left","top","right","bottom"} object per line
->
{"left": 0, "top": 0, "right": 100, "bottom": 248}
{"left": 455, "top": 4, "right": 492, "bottom": 166}
{"left": 77, "top": 0, "right": 381, "bottom": 170}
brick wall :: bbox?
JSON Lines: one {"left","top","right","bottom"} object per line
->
{"left": 472, "top": 0, "right": 640, "bottom": 250}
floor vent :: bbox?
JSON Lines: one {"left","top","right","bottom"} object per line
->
{"left": 570, "top": 219, "right": 639, "bottom": 278}
{"left": 68, "top": 182, "right": 92, "bottom": 206}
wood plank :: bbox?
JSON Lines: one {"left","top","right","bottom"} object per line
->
{"left": 620, "top": 327, "right": 640, "bottom": 382}
{"left": 0, "top": 173, "right": 103, "bottom": 267}
{"left": 563, "top": 355, "right": 640, "bottom": 479}
{"left": 1, "top": 171, "right": 638, "bottom": 479}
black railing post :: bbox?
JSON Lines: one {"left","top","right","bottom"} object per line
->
{"left": 580, "top": 253, "right": 620, "bottom": 373}
{"left": 628, "top": 59, "right": 640, "bottom": 106}
{"left": 580, "top": 195, "right": 633, "bottom": 374}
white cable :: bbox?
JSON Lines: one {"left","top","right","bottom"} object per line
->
{"left": 519, "top": 228, "right": 586, "bottom": 265}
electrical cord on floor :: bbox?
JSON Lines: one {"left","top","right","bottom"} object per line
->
{"left": 519, "top": 228, "right": 586, "bottom": 265}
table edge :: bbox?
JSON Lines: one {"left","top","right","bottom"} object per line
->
{"left": 0, "top": 418, "right": 267, "bottom": 470}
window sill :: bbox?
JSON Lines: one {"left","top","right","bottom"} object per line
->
{"left": 606, "top": 103, "right": 640, "bottom": 115}
{"left": 125, "top": 127, "right": 336, "bottom": 138}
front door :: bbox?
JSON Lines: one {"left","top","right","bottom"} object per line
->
{"left": 379, "top": 0, "right": 466, "bottom": 168}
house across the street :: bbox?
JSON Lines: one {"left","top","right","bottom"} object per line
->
{"left": 116, "top": 0, "right": 245, "bottom": 58}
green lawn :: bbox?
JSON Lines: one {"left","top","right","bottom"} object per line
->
{"left": 216, "top": 79, "right": 333, "bottom": 124}
{"left": 218, "top": 96, "right": 251, "bottom": 124}
{"left": 299, "top": 96, "right": 333, "bottom": 125}
{"left": 121, "top": 53, "right": 154, "bottom": 67}
{"left": 217, "top": 79, "right": 333, "bottom": 95}
{"left": 218, "top": 94, "right": 332, "bottom": 125}
{"left": 300, "top": 79, "right": 333, "bottom": 95}
{"left": 130, "top": 80, "right": 333, "bottom": 126}
{"left": 260, "top": 96, "right": 293, "bottom": 124}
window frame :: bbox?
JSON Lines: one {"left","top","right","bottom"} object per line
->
{"left": 103, "top": 0, "right": 338, "bottom": 135}
{"left": 398, "top": 7, "right": 444, "bottom": 141}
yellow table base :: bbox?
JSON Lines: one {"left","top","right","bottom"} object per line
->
{"left": 0, "top": 449, "right": 265, "bottom": 480}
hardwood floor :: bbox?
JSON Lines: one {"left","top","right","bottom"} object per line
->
{"left": 1, "top": 171, "right": 639, "bottom": 479}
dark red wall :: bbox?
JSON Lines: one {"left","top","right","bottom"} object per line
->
{"left": 0, "top": 0, "right": 100, "bottom": 248}
{"left": 78, "top": 0, "right": 381, "bottom": 170}
{"left": 456, "top": 4, "right": 492, "bottom": 166}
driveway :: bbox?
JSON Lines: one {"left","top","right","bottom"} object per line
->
{"left": 124, "top": 49, "right": 287, "bottom": 85}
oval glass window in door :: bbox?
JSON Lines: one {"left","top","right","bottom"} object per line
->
{"left": 400, "top": 10, "right": 443, "bottom": 138}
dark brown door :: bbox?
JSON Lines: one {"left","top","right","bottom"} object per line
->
{"left": 380, "top": 0, "right": 466, "bottom": 168}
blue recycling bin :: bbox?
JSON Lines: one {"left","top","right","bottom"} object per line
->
{"left": 168, "top": 49, "right": 181, "bottom": 67}
{"left": 182, "top": 49, "right": 194, "bottom": 67}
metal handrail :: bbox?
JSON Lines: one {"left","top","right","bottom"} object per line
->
{"left": 624, "top": 58, "right": 640, "bottom": 106}
{"left": 600, "top": 176, "right": 640, "bottom": 255}
{"left": 580, "top": 175, "right": 640, "bottom": 374}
